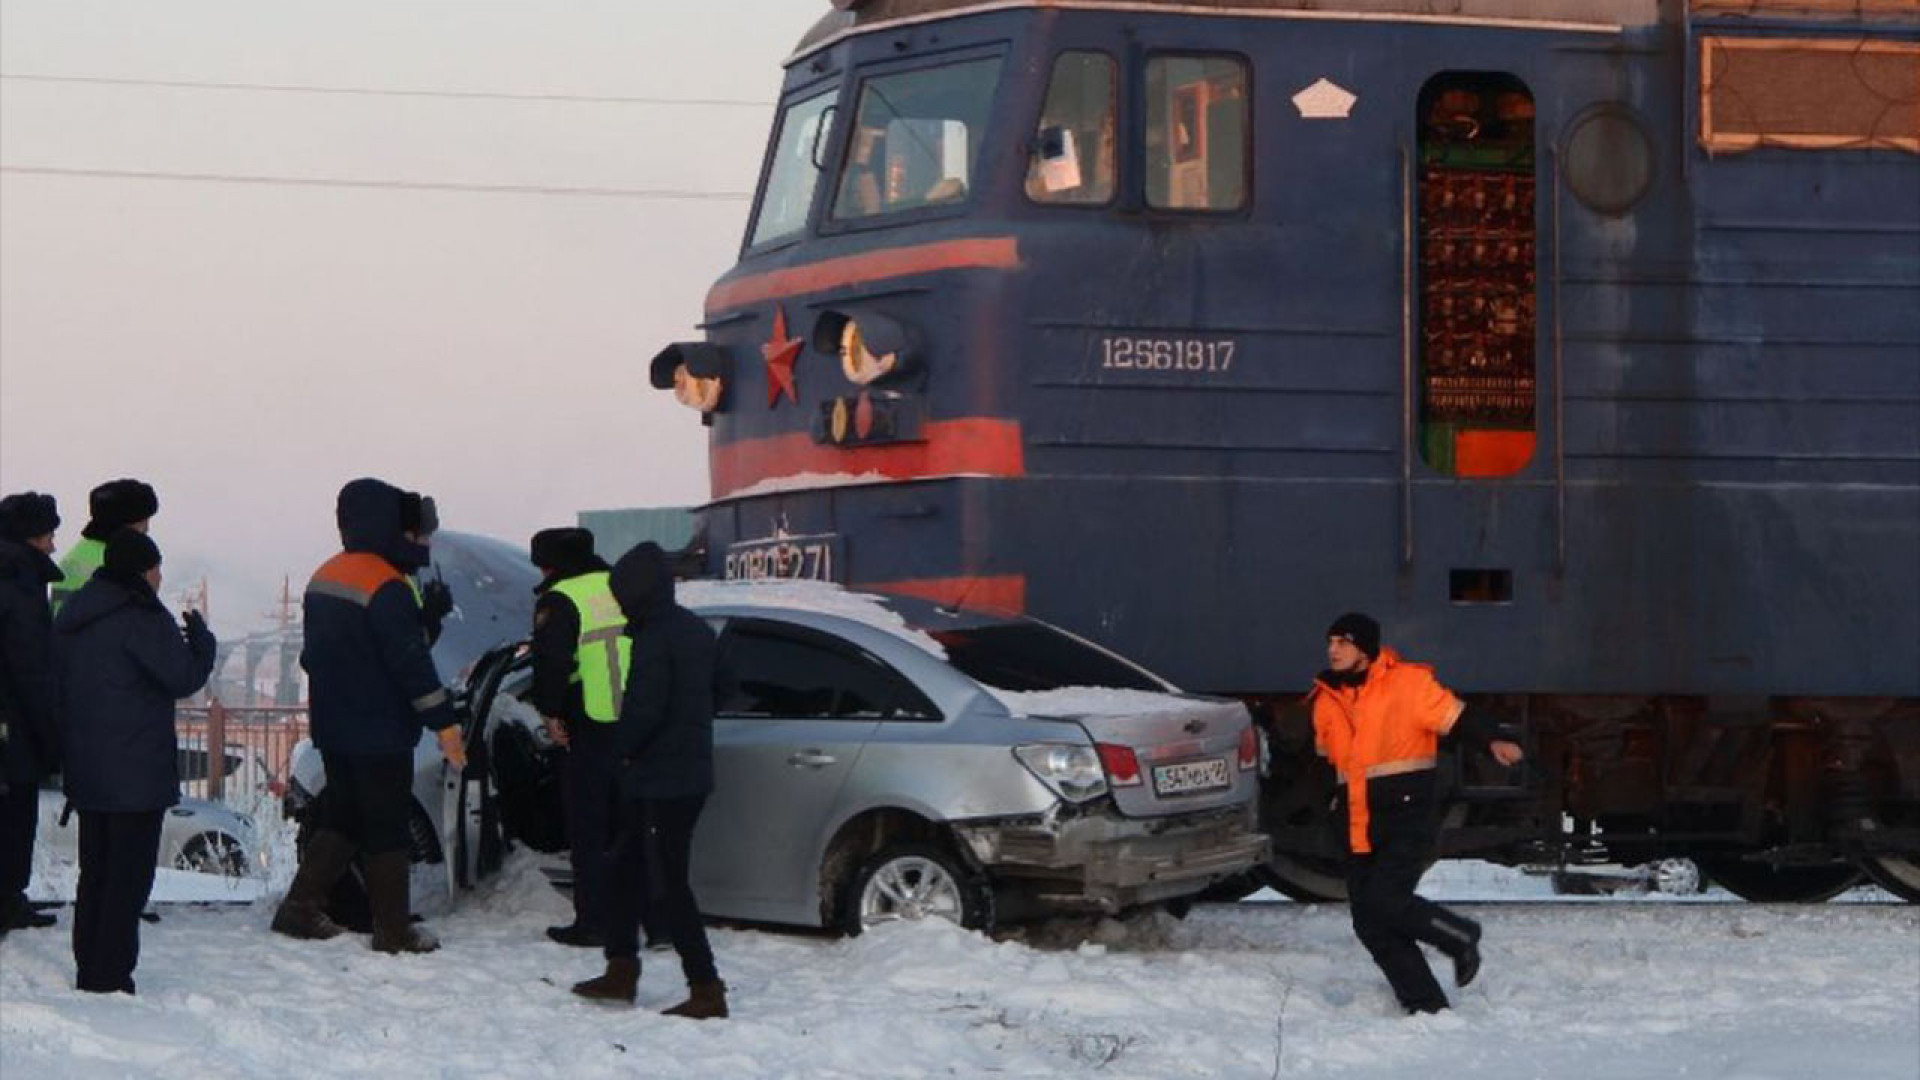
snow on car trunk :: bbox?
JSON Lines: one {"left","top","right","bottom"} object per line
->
{"left": 996, "top": 689, "right": 1255, "bottom": 818}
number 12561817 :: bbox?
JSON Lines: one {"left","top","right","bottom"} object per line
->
{"left": 1100, "top": 336, "right": 1237, "bottom": 373}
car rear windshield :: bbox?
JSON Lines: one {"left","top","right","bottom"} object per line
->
{"left": 928, "top": 624, "right": 1163, "bottom": 692}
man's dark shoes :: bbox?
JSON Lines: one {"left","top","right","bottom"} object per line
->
{"left": 546, "top": 922, "right": 604, "bottom": 948}
{"left": 662, "top": 979, "right": 728, "bottom": 1020}
{"left": 1454, "top": 938, "right": 1482, "bottom": 988}
{"left": 571, "top": 956, "right": 639, "bottom": 1004}
{"left": 1406, "top": 999, "right": 1449, "bottom": 1016}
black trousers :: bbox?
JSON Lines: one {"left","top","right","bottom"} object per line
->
{"left": 316, "top": 750, "right": 413, "bottom": 856}
{"left": 0, "top": 779, "right": 38, "bottom": 902}
{"left": 603, "top": 794, "right": 716, "bottom": 985}
{"left": 73, "top": 809, "right": 163, "bottom": 993}
{"left": 561, "top": 731, "right": 619, "bottom": 929}
{"left": 1344, "top": 776, "right": 1479, "bottom": 1011}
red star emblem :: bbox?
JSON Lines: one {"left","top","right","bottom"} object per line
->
{"left": 761, "top": 305, "right": 802, "bottom": 407}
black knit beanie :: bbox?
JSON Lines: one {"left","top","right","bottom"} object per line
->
{"left": 0, "top": 491, "right": 60, "bottom": 542}
{"left": 103, "top": 526, "right": 162, "bottom": 577}
{"left": 1327, "top": 612, "right": 1381, "bottom": 660}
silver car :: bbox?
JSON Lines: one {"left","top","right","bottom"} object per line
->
{"left": 290, "top": 582, "right": 1269, "bottom": 932}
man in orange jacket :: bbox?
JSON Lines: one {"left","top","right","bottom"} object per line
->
{"left": 1309, "top": 612, "right": 1524, "bottom": 1014}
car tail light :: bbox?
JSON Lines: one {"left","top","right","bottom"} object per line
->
{"left": 1238, "top": 726, "right": 1260, "bottom": 771}
{"left": 1096, "top": 742, "right": 1142, "bottom": 787}
{"left": 1013, "top": 743, "right": 1108, "bottom": 803}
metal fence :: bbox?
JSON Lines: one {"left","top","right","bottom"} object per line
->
{"left": 173, "top": 703, "right": 308, "bottom": 807}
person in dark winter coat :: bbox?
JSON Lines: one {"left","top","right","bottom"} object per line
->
{"left": 55, "top": 528, "right": 216, "bottom": 993}
{"left": 0, "top": 491, "right": 64, "bottom": 935}
{"left": 572, "top": 542, "right": 727, "bottom": 1019}
{"left": 271, "top": 478, "right": 465, "bottom": 954}
{"left": 51, "top": 479, "right": 158, "bottom": 613}
{"left": 1308, "top": 612, "right": 1524, "bottom": 1015}
{"left": 527, "top": 526, "right": 623, "bottom": 948}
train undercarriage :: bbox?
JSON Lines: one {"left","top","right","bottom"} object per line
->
{"left": 1250, "top": 695, "right": 1920, "bottom": 903}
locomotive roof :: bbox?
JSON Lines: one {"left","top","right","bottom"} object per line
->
{"left": 794, "top": 0, "right": 1920, "bottom": 58}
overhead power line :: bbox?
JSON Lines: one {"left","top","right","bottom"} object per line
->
{"left": 0, "top": 72, "right": 772, "bottom": 108}
{"left": 0, "top": 164, "right": 753, "bottom": 201}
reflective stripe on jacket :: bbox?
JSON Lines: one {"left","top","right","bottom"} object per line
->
{"left": 1308, "top": 647, "right": 1463, "bottom": 854}
{"left": 50, "top": 537, "right": 105, "bottom": 612}
{"left": 550, "top": 571, "right": 629, "bottom": 723}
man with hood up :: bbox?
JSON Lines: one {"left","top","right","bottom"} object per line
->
{"left": 0, "top": 491, "right": 64, "bottom": 935}
{"left": 571, "top": 542, "right": 727, "bottom": 1019}
{"left": 271, "top": 478, "right": 465, "bottom": 953}
{"left": 56, "top": 527, "right": 216, "bottom": 993}
{"left": 51, "top": 479, "right": 157, "bottom": 613}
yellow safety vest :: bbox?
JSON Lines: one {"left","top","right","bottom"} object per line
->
{"left": 550, "top": 571, "right": 629, "bottom": 723}
{"left": 50, "top": 536, "right": 105, "bottom": 612}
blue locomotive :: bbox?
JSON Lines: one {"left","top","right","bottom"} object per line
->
{"left": 649, "top": 0, "right": 1920, "bottom": 902}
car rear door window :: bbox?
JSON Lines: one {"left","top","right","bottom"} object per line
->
{"left": 719, "top": 619, "right": 940, "bottom": 720}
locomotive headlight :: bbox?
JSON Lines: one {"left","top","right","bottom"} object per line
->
{"left": 648, "top": 341, "right": 731, "bottom": 418}
{"left": 672, "top": 364, "right": 723, "bottom": 413}
{"left": 839, "top": 320, "right": 897, "bottom": 385}
{"left": 813, "top": 309, "right": 916, "bottom": 387}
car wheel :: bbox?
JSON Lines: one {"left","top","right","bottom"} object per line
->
{"left": 840, "top": 843, "right": 991, "bottom": 936}
{"left": 174, "top": 831, "right": 248, "bottom": 877}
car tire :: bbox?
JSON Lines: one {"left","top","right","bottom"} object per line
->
{"left": 839, "top": 843, "right": 992, "bottom": 937}
{"left": 173, "top": 831, "right": 249, "bottom": 877}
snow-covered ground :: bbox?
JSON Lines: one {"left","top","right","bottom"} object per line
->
{"left": 4, "top": 848, "right": 1915, "bottom": 1080}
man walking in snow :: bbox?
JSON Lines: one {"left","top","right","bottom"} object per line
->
{"left": 571, "top": 541, "right": 727, "bottom": 1019}
{"left": 0, "top": 492, "right": 64, "bottom": 935}
{"left": 271, "top": 478, "right": 465, "bottom": 953}
{"left": 1307, "top": 612, "right": 1524, "bottom": 1014}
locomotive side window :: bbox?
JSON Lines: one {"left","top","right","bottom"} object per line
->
{"left": 1415, "top": 73, "right": 1538, "bottom": 478}
{"left": 832, "top": 57, "right": 1005, "bottom": 221}
{"left": 750, "top": 89, "right": 839, "bottom": 248}
{"left": 1025, "top": 51, "right": 1116, "bottom": 205}
{"left": 1145, "top": 54, "right": 1248, "bottom": 211}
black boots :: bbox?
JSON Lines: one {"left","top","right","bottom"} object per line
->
{"left": 663, "top": 979, "right": 729, "bottom": 1020}
{"left": 571, "top": 956, "right": 639, "bottom": 1003}
{"left": 365, "top": 850, "right": 438, "bottom": 954}
{"left": 1, "top": 893, "right": 55, "bottom": 934}
{"left": 271, "top": 830, "right": 353, "bottom": 941}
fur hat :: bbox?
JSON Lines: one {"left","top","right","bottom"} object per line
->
{"left": 530, "top": 527, "right": 597, "bottom": 572}
{"left": 103, "top": 526, "right": 161, "bottom": 578}
{"left": 84, "top": 479, "right": 159, "bottom": 540}
{"left": 0, "top": 491, "right": 60, "bottom": 542}
{"left": 1326, "top": 611, "right": 1381, "bottom": 660}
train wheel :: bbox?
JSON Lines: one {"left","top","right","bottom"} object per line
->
{"left": 1254, "top": 852, "right": 1349, "bottom": 903}
{"left": 1859, "top": 857, "right": 1920, "bottom": 903}
{"left": 1697, "top": 859, "right": 1862, "bottom": 903}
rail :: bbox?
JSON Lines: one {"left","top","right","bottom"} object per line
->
{"left": 1399, "top": 142, "right": 1415, "bottom": 568}
{"left": 173, "top": 702, "right": 309, "bottom": 806}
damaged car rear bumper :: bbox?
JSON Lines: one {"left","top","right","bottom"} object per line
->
{"left": 952, "top": 802, "right": 1270, "bottom": 913}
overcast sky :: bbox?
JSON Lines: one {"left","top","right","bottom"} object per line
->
{"left": 0, "top": 0, "right": 823, "bottom": 631}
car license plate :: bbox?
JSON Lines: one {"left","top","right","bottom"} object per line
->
{"left": 1152, "top": 757, "right": 1230, "bottom": 797}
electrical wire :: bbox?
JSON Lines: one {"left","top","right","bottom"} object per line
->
{"left": 0, "top": 164, "right": 753, "bottom": 200}
{"left": 0, "top": 72, "right": 771, "bottom": 108}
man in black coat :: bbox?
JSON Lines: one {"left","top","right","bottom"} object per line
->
{"left": 0, "top": 491, "right": 64, "bottom": 935}
{"left": 55, "top": 528, "right": 216, "bottom": 993}
{"left": 271, "top": 478, "right": 464, "bottom": 953}
{"left": 572, "top": 542, "right": 727, "bottom": 1019}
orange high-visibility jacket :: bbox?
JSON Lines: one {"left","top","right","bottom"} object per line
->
{"left": 1308, "top": 648, "right": 1464, "bottom": 854}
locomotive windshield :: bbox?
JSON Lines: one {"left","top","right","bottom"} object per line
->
{"left": 832, "top": 56, "right": 1004, "bottom": 221}
{"left": 750, "top": 88, "right": 839, "bottom": 248}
